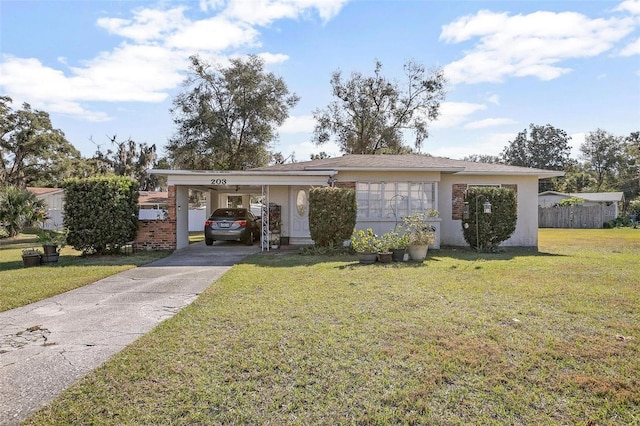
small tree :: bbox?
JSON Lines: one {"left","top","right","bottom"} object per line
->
{"left": 309, "top": 187, "right": 357, "bottom": 247}
{"left": 0, "top": 186, "right": 47, "bottom": 237}
{"left": 462, "top": 187, "right": 517, "bottom": 252}
{"left": 63, "top": 176, "right": 138, "bottom": 254}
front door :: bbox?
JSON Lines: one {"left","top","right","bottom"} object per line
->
{"left": 290, "top": 186, "right": 310, "bottom": 239}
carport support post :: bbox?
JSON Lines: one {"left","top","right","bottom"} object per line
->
{"left": 176, "top": 186, "right": 190, "bottom": 249}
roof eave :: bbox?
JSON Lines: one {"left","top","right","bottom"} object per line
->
{"left": 149, "top": 169, "right": 337, "bottom": 176}
{"left": 305, "top": 166, "right": 466, "bottom": 172}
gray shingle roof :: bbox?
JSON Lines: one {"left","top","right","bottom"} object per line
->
{"left": 251, "top": 154, "right": 564, "bottom": 177}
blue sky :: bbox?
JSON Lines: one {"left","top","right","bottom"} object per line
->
{"left": 1, "top": 0, "right": 639, "bottom": 162}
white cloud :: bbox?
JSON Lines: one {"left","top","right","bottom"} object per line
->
{"left": 0, "top": 1, "right": 348, "bottom": 122}
{"left": 464, "top": 118, "right": 517, "bottom": 129}
{"left": 97, "top": 7, "right": 188, "bottom": 42}
{"left": 166, "top": 16, "right": 259, "bottom": 51}
{"left": 486, "top": 94, "right": 500, "bottom": 105}
{"left": 430, "top": 102, "right": 486, "bottom": 129}
{"left": 279, "top": 115, "right": 316, "bottom": 133}
{"left": 257, "top": 52, "right": 290, "bottom": 64}
{"left": 222, "top": 0, "right": 349, "bottom": 25}
{"left": 620, "top": 36, "right": 640, "bottom": 55}
{"left": 441, "top": 9, "right": 637, "bottom": 84}
{"left": 615, "top": 0, "right": 640, "bottom": 15}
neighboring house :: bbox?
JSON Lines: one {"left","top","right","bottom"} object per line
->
{"left": 538, "top": 191, "right": 625, "bottom": 217}
{"left": 138, "top": 191, "right": 169, "bottom": 220}
{"left": 26, "top": 188, "right": 206, "bottom": 232}
{"left": 149, "top": 154, "right": 563, "bottom": 251}
{"left": 27, "top": 187, "right": 65, "bottom": 230}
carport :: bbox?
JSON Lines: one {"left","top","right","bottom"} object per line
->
{"left": 149, "top": 169, "right": 337, "bottom": 250}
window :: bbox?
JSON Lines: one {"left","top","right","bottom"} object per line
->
{"left": 357, "top": 182, "right": 436, "bottom": 220}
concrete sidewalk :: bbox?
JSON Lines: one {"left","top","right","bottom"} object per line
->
{"left": 0, "top": 241, "right": 259, "bottom": 425}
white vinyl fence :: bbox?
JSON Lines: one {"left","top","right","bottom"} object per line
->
{"left": 138, "top": 208, "right": 207, "bottom": 232}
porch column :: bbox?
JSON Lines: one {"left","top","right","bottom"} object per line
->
{"left": 176, "top": 186, "right": 190, "bottom": 249}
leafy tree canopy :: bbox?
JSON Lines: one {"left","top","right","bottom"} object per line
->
{"left": 0, "top": 96, "right": 80, "bottom": 188}
{"left": 501, "top": 123, "right": 571, "bottom": 171}
{"left": 87, "top": 135, "right": 161, "bottom": 190}
{"left": 167, "top": 54, "right": 299, "bottom": 171}
{"left": 580, "top": 128, "right": 624, "bottom": 192}
{"left": 313, "top": 60, "right": 446, "bottom": 154}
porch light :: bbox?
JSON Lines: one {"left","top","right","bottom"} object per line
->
{"left": 462, "top": 202, "right": 470, "bottom": 220}
{"left": 483, "top": 201, "right": 492, "bottom": 214}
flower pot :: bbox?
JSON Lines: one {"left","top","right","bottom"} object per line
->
{"left": 42, "top": 244, "right": 59, "bottom": 255}
{"left": 391, "top": 248, "right": 405, "bottom": 262}
{"left": 357, "top": 252, "right": 377, "bottom": 265}
{"left": 377, "top": 252, "right": 392, "bottom": 263}
{"left": 41, "top": 253, "right": 60, "bottom": 265}
{"left": 22, "top": 254, "right": 41, "bottom": 267}
{"left": 407, "top": 244, "right": 429, "bottom": 261}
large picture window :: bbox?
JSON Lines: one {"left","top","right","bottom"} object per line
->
{"left": 357, "top": 182, "right": 436, "bottom": 219}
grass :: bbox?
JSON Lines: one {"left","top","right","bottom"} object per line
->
{"left": 24, "top": 228, "right": 640, "bottom": 425}
{"left": 0, "top": 234, "right": 171, "bottom": 312}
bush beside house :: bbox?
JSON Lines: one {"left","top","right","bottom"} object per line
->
{"left": 63, "top": 176, "right": 139, "bottom": 255}
{"left": 309, "top": 187, "right": 357, "bottom": 247}
{"left": 462, "top": 187, "right": 517, "bottom": 251}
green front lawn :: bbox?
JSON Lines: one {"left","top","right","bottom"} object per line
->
{"left": 0, "top": 234, "right": 171, "bottom": 312}
{"left": 24, "top": 229, "right": 640, "bottom": 424}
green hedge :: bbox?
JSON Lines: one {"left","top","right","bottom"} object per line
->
{"left": 309, "top": 187, "right": 357, "bottom": 247}
{"left": 63, "top": 176, "right": 139, "bottom": 254}
{"left": 462, "top": 187, "right": 517, "bottom": 251}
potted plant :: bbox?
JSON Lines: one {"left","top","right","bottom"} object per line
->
{"left": 37, "top": 229, "right": 66, "bottom": 264}
{"left": 403, "top": 209, "right": 438, "bottom": 261}
{"left": 376, "top": 232, "right": 395, "bottom": 263}
{"left": 380, "top": 230, "right": 408, "bottom": 262}
{"left": 350, "top": 228, "right": 379, "bottom": 264}
{"left": 21, "top": 248, "right": 42, "bottom": 267}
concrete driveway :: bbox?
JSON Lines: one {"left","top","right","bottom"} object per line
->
{"left": 0, "top": 241, "right": 259, "bottom": 425}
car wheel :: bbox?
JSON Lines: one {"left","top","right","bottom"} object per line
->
{"left": 205, "top": 238, "right": 214, "bottom": 246}
{"left": 244, "top": 231, "right": 254, "bottom": 245}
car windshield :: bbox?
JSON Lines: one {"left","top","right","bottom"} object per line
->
{"left": 211, "top": 208, "right": 247, "bottom": 218}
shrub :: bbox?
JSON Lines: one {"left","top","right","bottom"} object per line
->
{"left": 0, "top": 186, "right": 47, "bottom": 237}
{"left": 309, "top": 187, "right": 357, "bottom": 247}
{"left": 462, "top": 187, "right": 517, "bottom": 251}
{"left": 63, "top": 176, "right": 139, "bottom": 255}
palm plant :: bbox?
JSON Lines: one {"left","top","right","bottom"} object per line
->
{"left": 0, "top": 187, "right": 47, "bottom": 237}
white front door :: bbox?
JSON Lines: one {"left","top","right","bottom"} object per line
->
{"left": 290, "top": 186, "right": 310, "bottom": 239}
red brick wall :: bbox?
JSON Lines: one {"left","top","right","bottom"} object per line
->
{"left": 134, "top": 185, "right": 177, "bottom": 250}
{"left": 451, "top": 183, "right": 518, "bottom": 220}
{"left": 335, "top": 181, "right": 356, "bottom": 189}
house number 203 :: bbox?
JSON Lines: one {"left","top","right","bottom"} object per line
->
{"left": 210, "top": 179, "right": 227, "bottom": 185}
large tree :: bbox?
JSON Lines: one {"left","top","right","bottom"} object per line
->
{"left": 312, "top": 60, "right": 446, "bottom": 154}
{"left": 501, "top": 123, "right": 572, "bottom": 170}
{"left": 0, "top": 97, "right": 80, "bottom": 188}
{"left": 580, "top": 129, "right": 624, "bottom": 192}
{"left": 618, "top": 131, "right": 640, "bottom": 201}
{"left": 167, "top": 55, "right": 299, "bottom": 171}
{"left": 87, "top": 135, "right": 159, "bottom": 190}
